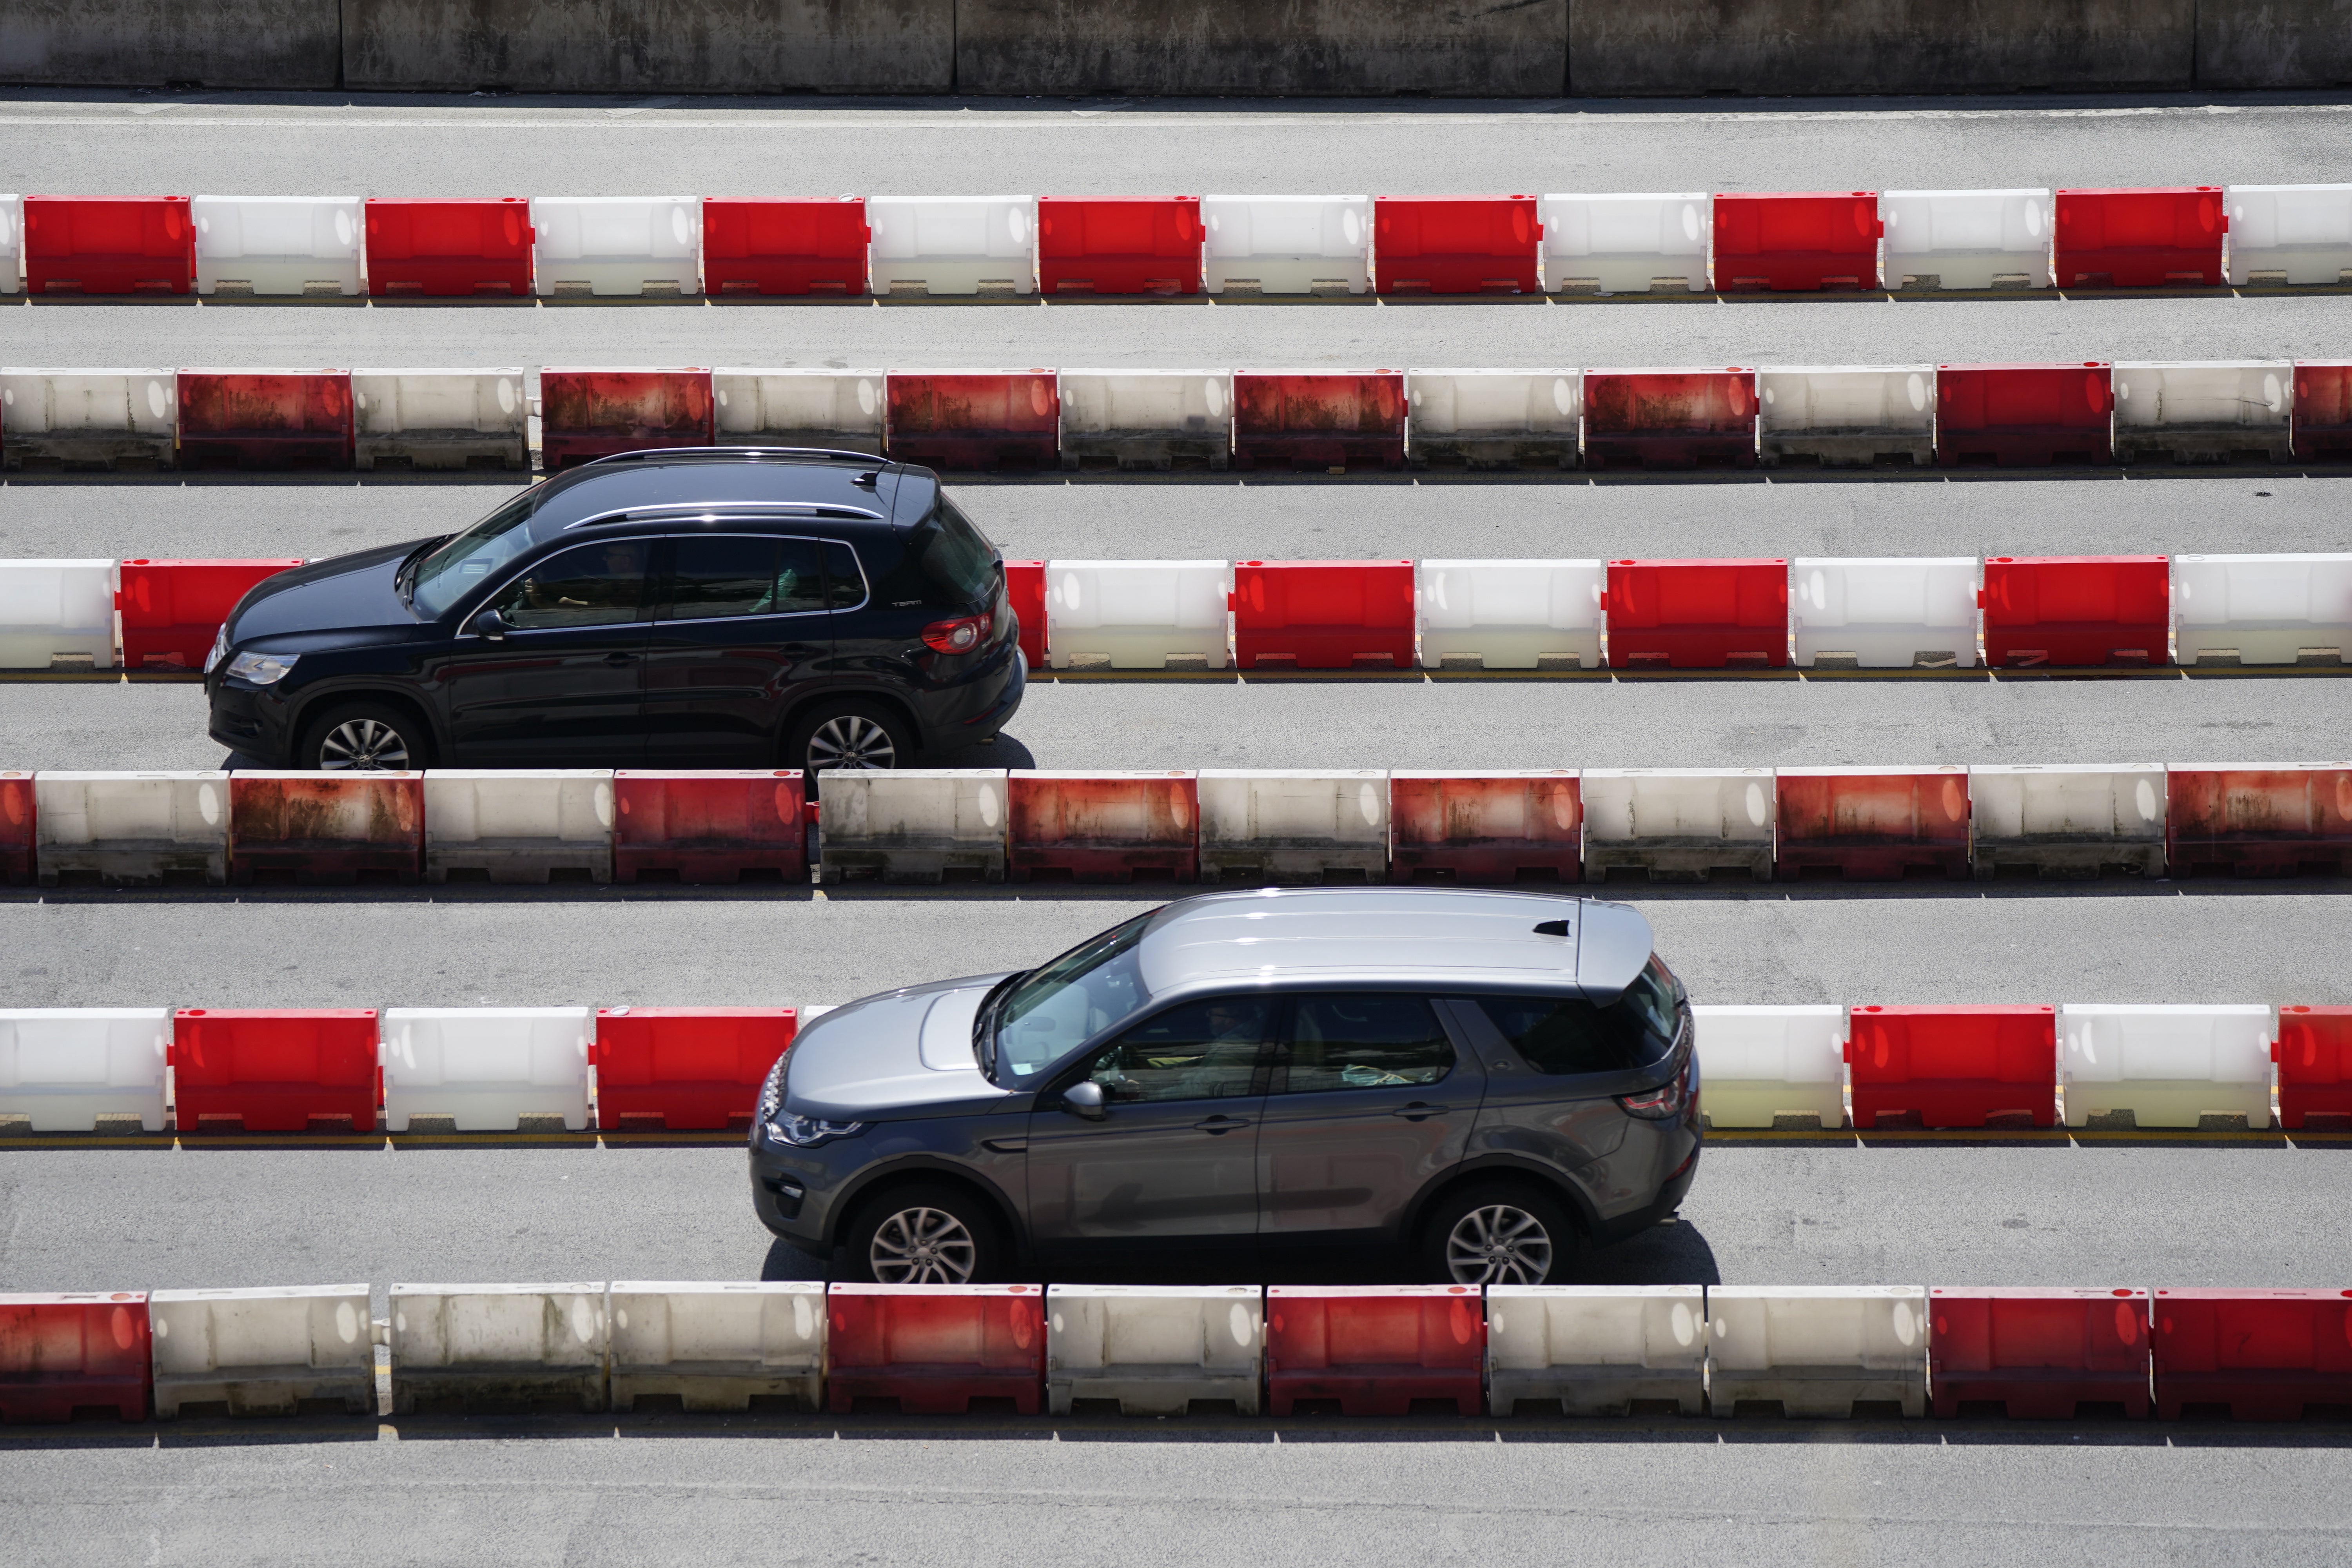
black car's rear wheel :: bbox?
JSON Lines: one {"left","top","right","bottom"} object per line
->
{"left": 786, "top": 700, "right": 912, "bottom": 773}
{"left": 837, "top": 1183, "right": 1004, "bottom": 1285}
{"left": 1422, "top": 1183, "right": 1576, "bottom": 1286}
{"left": 300, "top": 701, "right": 432, "bottom": 771}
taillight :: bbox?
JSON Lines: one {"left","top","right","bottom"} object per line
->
{"left": 921, "top": 612, "right": 991, "bottom": 654}
{"left": 1618, "top": 1067, "right": 1688, "bottom": 1120}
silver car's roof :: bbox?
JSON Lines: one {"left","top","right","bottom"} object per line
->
{"left": 1135, "top": 888, "right": 1654, "bottom": 997}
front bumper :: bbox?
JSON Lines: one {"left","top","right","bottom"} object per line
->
{"left": 205, "top": 676, "right": 297, "bottom": 765}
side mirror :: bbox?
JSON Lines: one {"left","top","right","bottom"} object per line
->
{"left": 1061, "top": 1080, "right": 1107, "bottom": 1120}
{"left": 468, "top": 606, "right": 509, "bottom": 641}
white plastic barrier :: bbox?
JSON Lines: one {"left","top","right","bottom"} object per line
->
{"left": 389, "top": 1283, "right": 608, "bottom": 1413}
{"left": 1406, "top": 370, "right": 1580, "bottom": 468}
{"left": 0, "top": 368, "right": 178, "bottom": 469}
{"left": 1580, "top": 768, "right": 1776, "bottom": 883}
{"left": 0, "top": 559, "right": 116, "bottom": 670}
{"left": 2112, "top": 361, "right": 2293, "bottom": 464}
{"left": 608, "top": 1281, "right": 826, "bottom": 1412}
{"left": 713, "top": 368, "right": 885, "bottom": 454}
{"left": 1046, "top": 1284, "right": 1263, "bottom": 1416}
{"left": 0, "top": 1008, "right": 169, "bottom": 1132}
{"left": 1537, "top": 193, "right": 1710, "bottom": 294}
{"left": 379, "top": 1007, "right": 592, "bottom": 1132}
{"left": 868, "top": 196, "right": 1036, "bottom": 296}
{"left": 1756, "top": 367, "right": 1936, "bottom": 468}
{"left": 1057, "top": 371, "right": 1230, "bottom": 470}
{"left": 1789, "top": 557, "right": 1980, "bottom": 669}
{"left": 2225, "top": 184, "right": 2352, "bottom": 286}
{"left": 0, "top": 195, "right": 18, "bottom": 294}
{"left": 148, "top": 1284, "right": 376, "bottom": 1418}
{"left": 1879, "top": 189, "right": 2053, "bottom": 289}
{"left": 1200, "top": 194, "right": 1368, "bottom": 295}
{"left": 1196, "top": 769, "right": 1389, "bottom": 884}
{"left": 1045, "top": 559, "right": 1230, "bottom": 670}
{"left": 351, "top": 369, "right": 528, "bottom": 472}
{"left": 35, "top": 771, "right": 227, "bottom": 885}
{"left": 1416, "top": 559, "right": 1603, "bottom": 670}
{"left": 1486, "top": 1285, "right": 1707, "bottom": 1416}
{"left": 1969, "top": 764, "right": 2167, "bottom": 879}
{"left": 1704, "top": 1285, "right": 1927, "bottom": 1417}
{"left": 2060, "top": 1003, "right": 2276, "bottom": 1130}
{"left": 2173, "top": 552, "right": 2352, "bottom": 666}
{"left": 530, "top": 196, "right": 701, "bottom": 298}
{"left": 191, "top": 195, "right": 362, "bottom": 297}
{"left": 422, "top": 770, "right": 613, "bottom": 884}
{"left": 817, "top": 769, "right": 1008, "bottom": 883}
{"left": 1691, "top": 1005, "right": 1848, "bottom": 1130}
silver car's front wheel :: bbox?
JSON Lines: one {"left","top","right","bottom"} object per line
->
{"left": 868, "top": 1205, "right": 978, "bottom": 1285}
{"left": 1443, "top": 1202, "right": 1557, "bottom": 1286}
{"left": 806, "top": 712, "right": 898, "bottom": 771}
{"left": 316, "top": 716, "right": 412, "bottom": 771}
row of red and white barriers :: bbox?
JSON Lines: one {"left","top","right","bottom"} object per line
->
{"left": 2, "top": 1281, "right": 2345, "bottom": 1425}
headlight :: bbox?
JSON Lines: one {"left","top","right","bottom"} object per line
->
{"left": 202, "top": 624, "right": 231, "bottom": 674}
{"left": 766, "top": 1114, "right": 866, "bottom": 1148}
{"left": 224, "top": 650, "right": 299, "bottom": 686}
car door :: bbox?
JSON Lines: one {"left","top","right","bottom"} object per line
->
{"left": 1024, "top": 994, "right": 1274, "bottom": 1272}
{"left": 1255, "top": 993, "right": 1483, "bottom": 1246}
{"left": 436, "top": 535, "right": 654, "bottom": 766}
{"left": 640, "top": 532, "right": 835, "bottom": 767}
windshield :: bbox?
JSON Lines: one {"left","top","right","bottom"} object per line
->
{"left": 994, "top": 912, "right": 1153, "bottom": 1081}
{"left": 1472, "top": 955, "right": 1687, "bottom": 1076}
{"left": 410, "top": 489, "right": 546, "bottom": 617}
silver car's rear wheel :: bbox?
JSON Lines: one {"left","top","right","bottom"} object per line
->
{"left": 867, "top": 1205, "right": 978, "bottom": 1285}
{"left": 1443, "top": 1202, "right": 1557, "bottom": 1286}
{"left": 806, "top": 712, "right": 899, "bottom": 771}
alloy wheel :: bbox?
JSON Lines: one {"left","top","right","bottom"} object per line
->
{"left": 806, "top": 713, "right": 898, "bottom": 771}
{"left": 318, "top": 717, "right": 411, "bottom": 771}
{"left": 869, "top": 1206, "right": 977, "bottom": 1285}
{"left": 1444, "top": 1203, "right": 1555, "bottom": 1285}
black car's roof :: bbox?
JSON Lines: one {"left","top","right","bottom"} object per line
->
{"left": 525, "top": 449, "right": 924, "bottom": 535}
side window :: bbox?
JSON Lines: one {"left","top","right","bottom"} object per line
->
{"left": 1079, "top": 996, "right": 1271, "bottom": 1105}
{"left": 495, "top": 539, "right": 650, "bottom": 630}
{"left": 823, "top": 541, "right": 867, "bottom": 610}
{"left": 665, "top": 536, "right": 830, "bottom": 621}
{"left": 1279, "top": 995, "right": 1453, "bottom": 1094}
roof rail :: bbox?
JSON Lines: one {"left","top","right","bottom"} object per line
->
{"left": 575, "top": 446, "right": 890, "bottom": 470}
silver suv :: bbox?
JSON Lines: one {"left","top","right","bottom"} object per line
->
{"left": 749, "top": 887, "right": 1700, "bottom": 1286}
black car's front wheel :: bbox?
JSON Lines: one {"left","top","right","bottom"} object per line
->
{"left": 300, "top": 701, "right": 433, "bottom": 771}
{"left": 1422, "top": 1183, "right": 1577, "bottom": 1286}
{"left": 837, "top": 1183, "right": 1005, "bottom": 1285}
{"left": 786, "top": 700, "right": 912, "bottom": 773}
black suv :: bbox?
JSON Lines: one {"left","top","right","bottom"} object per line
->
{"left": 204, "top": 449, "right": 1025, "bottom": 771}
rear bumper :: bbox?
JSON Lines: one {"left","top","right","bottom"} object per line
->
{"left": 915, "top": 643, "right": 1025, "bottom": 753}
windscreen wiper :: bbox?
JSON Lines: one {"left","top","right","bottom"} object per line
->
{"left": 971, "top": 970, "right": 1028, "bottom": 1082}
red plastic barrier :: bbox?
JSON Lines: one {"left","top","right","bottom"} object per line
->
{"left": 1712, "top": 192, "right": 1881, "bottom": 291}
{"left": 363, "top": 198, "right": 533, "bottom": 297}
{"left": 1603, "top": 558, "right": 1788, "bottom": 670}
{"left": 1388, "top": 771, "right": 1582, "bottom": 885}
{"left": 0, "top": 1293, "right": 151, "bottom": 1424}
{"left": 1265, "top": 1285, "right": 1484, "bottom": 1416}
{"left": 2277, "top": 1007, "right": 2352, "bottom": 1130}
{"left": 1037, "top": 196, "right": 1201, "bottom": 296}
{"left": 612, "top": 770, "right": 806, "bottom": 884}
{"left": 176, "top": 371, "right": 354, "bottom": 472}
{"left": 539, "top": 368, "right": 715, "bottom": 470}
{"left": 0, "top": 771, "right": 31, "bottom": 887}
{"left": 1928, "top": 1287, "right": 2152, "bottom": 1419}
{"left": 1004, "top": 561, "right": 1046, "bottom": 670}
{"left": 592, "top": 1006, "right": 797, "bottom": 1131}
{"left": 118, "top": 558, "right": 303, "bottom": 670}
{"left": 1845, "top": 1004, "right": 2058, "bottom": 1129}
{"left": 2291, "top": 362, "right": 2352, "bottom": 461}
{"left": 2152, "top": 1288, "right": 2352, "bottom": 1420}
{"left": 885, "top": 372, "right": 1059, "bottom": 471}
{"left": 1007, "top": 771, "right": 1198, "bottom": 884}
{"left": 2167, "top": 766, "right": 2352, "bottom": 878}
{"left": 1230, "top": 559, "right": 1414, "bottom": 670}
{"left": 2054, "top": 187, "right": 2225, "bottom": 289}
{"left": 1936, "top": 362, "right": 2113, "bottom": 467}
{"left": 23, "top": 196, "right": 193, "bottom": 295}
{"left": 1582, "top": 369, "right": 1756, "bottom": 470}
{"left": 171, "top": 1008, "right": 380, "bottom": 1134}
{"left": 826, "top": 1284, "right": 1045, "bottom": 1415}
{"left": 1229, "top": 371, "right": 1405, "bottom": 472}
{"left": 1371, "top": 197, "right": 1539, "bottom": 295}
{"left": 229, "top": 773, "right": 424, "bottom": 886}
{"left": 703, "top": 197, "right": 868, "bottom": 296}
{"left": 1775, "top": 768, "right": 1971, "bottom": 882}
{"left": 1979, "top": 555, "right": 2169, "bottom": 669}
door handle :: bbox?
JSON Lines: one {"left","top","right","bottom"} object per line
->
{"left": 1390, "top": 1103, "right": 1449, "bottom": 1121}
{"left": 603, "top": 652, "right": 638, "bottom": 667}
{"left": 1193, "top": 1116, "right": 1250, "bottom": 1134}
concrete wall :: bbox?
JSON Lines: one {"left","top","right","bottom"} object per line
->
{"left": 2198, "top": 1, "right": 2352, "bottom": 89}
{"left": 340, "top": 0, "right": 953, "bottom": 93}
{"left": 953, "top": 0, "right": 1569, "bottom": 98}
{"left": 0, "top": 0, "right": 341, "bottom": 88}
{"left": 1572, "top": 1, "right": 2194, "bottom": 96}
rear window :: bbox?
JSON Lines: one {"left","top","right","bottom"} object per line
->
{"left": 1472, "top": 956, "right": 1686, "bottom": 1076}
{"left": 867, "top": 495, "right": 1003, "bottom": 610}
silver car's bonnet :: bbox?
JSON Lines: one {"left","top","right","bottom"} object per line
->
{"left": 785, "top": 975, "right": 1013, "bottom": 1117}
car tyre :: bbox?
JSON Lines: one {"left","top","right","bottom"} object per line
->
{"left": 299, "top": 700, "right": 434, "bottom": 772}
{"left": 836, "top": 1183, "right": 1005, "bottom": 1286}
{"left": 785, "top": 699, "right": 913, "bottom": 773}
{"left": 1421, "top": 1182, "right": 1577, "bottom": 1286}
